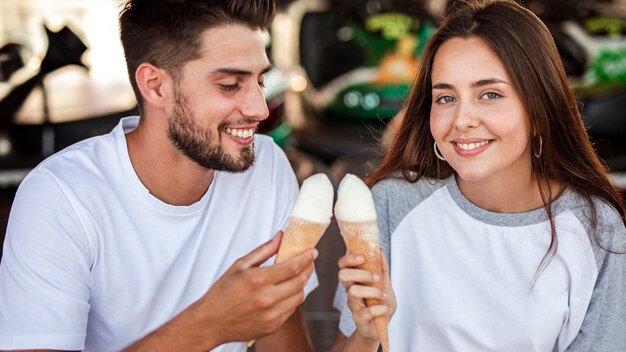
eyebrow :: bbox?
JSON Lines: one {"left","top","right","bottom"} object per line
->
{"left": 432, "top": 78, "right": 509, "bottom": 90}
{"left": 211, "top": 65, "right": 273, "bottom": 77}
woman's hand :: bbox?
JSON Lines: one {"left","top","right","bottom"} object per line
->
{"left": 337, "top": 249, "right": 396, "bottom": 342}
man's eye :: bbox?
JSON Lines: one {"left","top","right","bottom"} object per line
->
{"left": 258, "top": 80, "right": 265, "bottom": 88}
{"left": 220, "top": 83, "right": 240, "bottom": 92}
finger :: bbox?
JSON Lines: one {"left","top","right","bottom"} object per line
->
{"left": 338, "top": 253, "right": 365, "bottom": 269}
{"left": 253, "top": 248, "right": 317, "bottom": 287}
{"left": 348, "top": 284, "right": 385, "bottom": 301}
{"left": 237, "top": 232, "right": 283, "bottom": 269}
{"left": 247, "top": 262, "right": 312, "bottom": 317}
{"left": 254, "top": 278, "right": 305, "bottom": 320}
{"left": 338, "top": 268, "right": 379, "bottom": 288}
{"left": 275, "top": 264, "right": 315, "bottom": 297}
{"left": 354, "top": 305, "right": 390, "bottom": 325}
{"left": 269, "top": 294, "right": 307, "bottom": 322}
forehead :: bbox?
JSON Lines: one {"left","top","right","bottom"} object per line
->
{"left": 431, "top": 37, "right": 510, "bottom": 83}
{"left": 190, "top": 24, "right": 269, "bottom": 72}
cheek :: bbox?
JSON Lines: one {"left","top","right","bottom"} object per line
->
{"left": 429, "top": 111, "right": 449, "bottom": 140}
{"left": 197, "top": 100, "right": 232, "bottom": 125}
{"left": 485, "top": 112, "right": 530, "bottom": 145}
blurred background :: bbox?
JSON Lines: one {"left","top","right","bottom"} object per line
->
{"left": 1, "top": 0, "right": 625, "bottom": 351}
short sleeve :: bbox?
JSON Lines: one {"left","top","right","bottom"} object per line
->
{"left": 0, "top": 170, "right": 91, "bottom": 350}
{"left": 371, "top": 183, "right": 392, "bottom": 266}
{"left": 564, "top": 207, "right": 626, "bottom": 352}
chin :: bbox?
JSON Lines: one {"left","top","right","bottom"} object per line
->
{"left": 453, "top": 168, "right": 490, "bottom": 183}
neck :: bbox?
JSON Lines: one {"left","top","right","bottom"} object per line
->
{"left": 456, "top": 172, "right": 549, "bottom": 213}
{"left": 126, "top": 122, "right": 214, "bottom": 206}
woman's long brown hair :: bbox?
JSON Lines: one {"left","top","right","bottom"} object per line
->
{"left": 367, "top": 0, "right": 626, "bottom": 272}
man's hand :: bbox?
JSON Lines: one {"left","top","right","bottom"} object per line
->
{"left": 197, "top": 232, "right": 317, "bottom": 342}
{"left": 125, "top": 232, "right": 317, "bottom": 351}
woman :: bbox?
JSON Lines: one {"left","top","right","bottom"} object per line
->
{"left": 332, "top": 0, "right": 626, "bottom": 351}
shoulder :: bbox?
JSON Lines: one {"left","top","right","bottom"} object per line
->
{"left": 16, "top": 119, "right": 129, "bottom": 205}
{"left": 36, "top": 118, "right": 122, "bottom": 175}
{"left": 27, "top": 134, "right": 112, "bottom": 183}
{"left": 371, "top": 175, "right": 449, "bottom": 244}
{"left": 372, "top": 174, "right": 447, "bottom": 208}
{"left": 556, "top": 189, "right": 626, "bottom": 251}
{"left": 251, "top": 135, "right": 291, "bottom": 171}
{"left": 254, "top": 134, "right": 284, "bottom": 158}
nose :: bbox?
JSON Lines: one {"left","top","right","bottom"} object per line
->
{"left": 241, "top": 84, "right": 270, "bottom": 121}
{"left": 453, "top": 100, "right": 480, "bottom": 131}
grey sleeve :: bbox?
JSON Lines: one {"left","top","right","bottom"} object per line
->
{"left": 332, "top": 182, "right": 392, "bottom": 337}
{"left": 565, "top": 205, "right": 626, "bottom": 352}
{"left": 372, "top": 183, "right": 392, "bottom": 266}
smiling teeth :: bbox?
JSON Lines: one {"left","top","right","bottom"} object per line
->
{"left": 457, "top": 140, "right": 490, "bottom": 150}
{"left": 226, "top": 128, "right": 255, "bottom": 139}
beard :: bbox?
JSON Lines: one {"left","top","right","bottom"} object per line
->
{"left": 167, "top": 88, "right": 255, "bottom": 173}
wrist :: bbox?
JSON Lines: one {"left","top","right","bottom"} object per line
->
{"left": 346, "top": 332, "right": 380, "bottom": 352}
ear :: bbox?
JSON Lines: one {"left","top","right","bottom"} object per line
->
{"left": 135, "top": 63, "right": 171, "bottom": 109}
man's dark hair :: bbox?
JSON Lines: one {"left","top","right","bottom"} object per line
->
{"left": 119, "top": 0, "right": 276, "bottom": 110}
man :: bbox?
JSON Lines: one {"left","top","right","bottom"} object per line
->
{"left": 0, "top": 0, "right": 317, "bottom": 351}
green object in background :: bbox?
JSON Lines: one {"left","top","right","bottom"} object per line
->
{"left": 264, "top": 121, "right": 293, "bottom": 148}
{"left": 591, "top": 48, "right": 626, "bottom": 84}
{"left": 325, "top": 82, "right": 410, "bottom": 120}
{"left": 351, "top": 13, "right": 435, "bottom": 67}
{"left": 320, "top": 12, "right": 436, "bottom": 122}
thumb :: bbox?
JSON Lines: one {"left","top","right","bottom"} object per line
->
{"left": 238, "top": 231, "right": 283, "bottom": 269}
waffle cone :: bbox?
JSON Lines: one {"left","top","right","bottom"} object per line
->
{"left": 337, "top": 220, "right": 389, "bottom": 352}
{"left": 275, "top": 217, "right": 330, "bottom": 264}
{"left": 247, "top": 217, "right": 329, "bottom": 348}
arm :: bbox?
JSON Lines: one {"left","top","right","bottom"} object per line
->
{"left": 564, "top": 241, "right": 626, "bottom": 351}
{"left": 124, "top": 233, "right": 317, "bottom": 351}
{"left": 0, "top": 171, "right": 91, "bottom": 351}
{"left": 255, "top": 305, "right": 312, "bottom": 352}
{"left": 564, "top": 207, "right": 626, "bottom": 352}
{"left": 330, "top": 251, "right": 396, "bottom": 352}
{"left": 331, "top": 331, "right": 379, "bottom": 352}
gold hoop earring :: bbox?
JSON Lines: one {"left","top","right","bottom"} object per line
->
{"left": 534, "top": 135, "right": 542, "bottom": 158}
{"left": 434, "top": 141, "right": 446, "bottom": 161}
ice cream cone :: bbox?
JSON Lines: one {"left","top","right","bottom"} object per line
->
{"left": 335, "top": 174, "right": 389, "bottom": 351}
{"left": 275, "top": 216, "right": 330, "bottom": 263}
{"left": 248, "top": 173, "right": 334, "bottom": 348}
{"left": 337, "top": 219, "right": 389, "bottom": 352}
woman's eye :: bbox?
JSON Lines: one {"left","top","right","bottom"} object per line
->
{"left": 436, "top": 96, "right": 455, "bottom": 104}
{"left": 258, "top": 80, "right": 265, "bottom": 88}
{"left": 483, "top": 92, "right": 501, "bottom": 100}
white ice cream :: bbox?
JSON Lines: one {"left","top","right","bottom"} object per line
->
{"left": 289, "top": 173, "right": 334, "bottom": 223}
{"left": 334, "top": 173, "right": 377, "bottom": 221}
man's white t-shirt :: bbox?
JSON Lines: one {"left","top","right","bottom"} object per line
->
{"left": 0, "top": 116, "right": 317, "bottom": 351}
